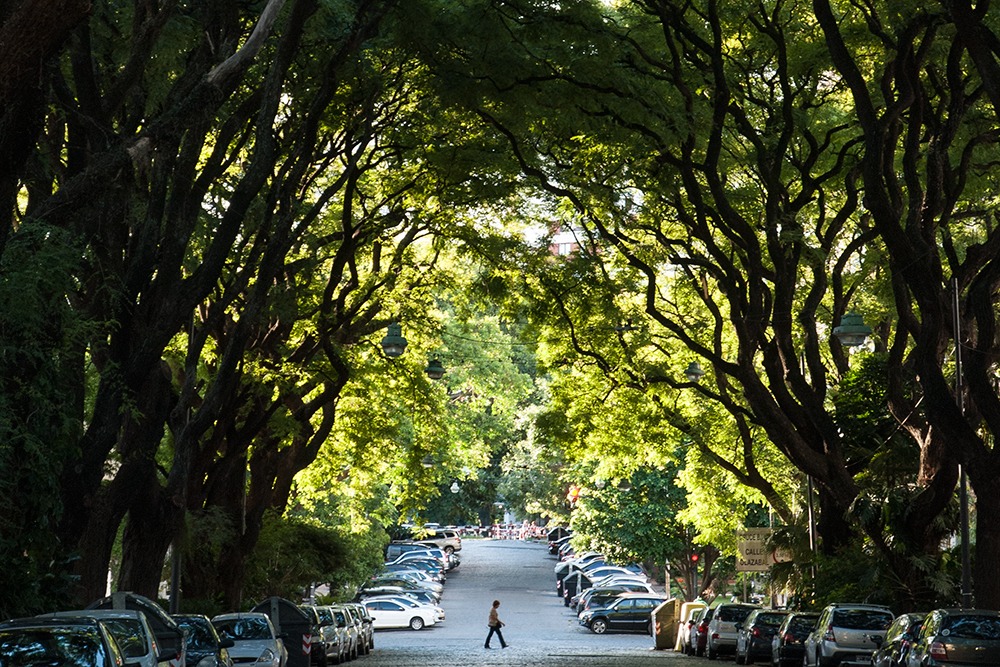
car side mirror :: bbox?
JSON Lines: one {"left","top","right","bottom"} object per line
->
{"left": 219, "top": 637, "right": 235, "bottom": 649}
{"left": 869, "top": 634, "right": 883, "bottom": 648}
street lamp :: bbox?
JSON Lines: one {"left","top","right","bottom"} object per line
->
{"left": 425, "top": 358, "right": 446, "bottom": 380}
{"left": 685, "top": 361, "right": 705, "bottom": 383}
{"left": 380, "top": 322, "right": 408, "bottom": 357}
{"left": 832, "top": 312, "right": 872, "bottom": 347}
{"left": 420, "top": 454, "right": 434, "bottom": 468}
{"left": 450, "top": 481, "right": 460, "bottom": 494}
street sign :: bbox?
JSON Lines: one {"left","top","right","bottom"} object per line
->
{"left": 737, "top": 528, "right": 774, "bottom": 572}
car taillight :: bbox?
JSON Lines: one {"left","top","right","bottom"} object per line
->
{"left": 929, "top": 641, "right": 948, "bottom": 660}
{"left": 752, "top": 627, "right": 761, "bottom": 638}
{"left": 712, "top": 632, "right": 720, "bottom": 640}
{"left": 699, "top": 622, "right": 708, "bottom": 631}
{"left": 783, "top": 633, "right": 798, "bottom": 644}
{"left": 823, "top": 625, "right": 835, "bottom": 641}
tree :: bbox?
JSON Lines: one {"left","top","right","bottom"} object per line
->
{"left": 411, "top": 0, "right": 970, "bottom": 606}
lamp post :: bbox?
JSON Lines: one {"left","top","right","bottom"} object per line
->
{"left": 450, "top": 480, "right": 460, "bottom": 494}
{"left": 952, "top": 278, "right": 973, "bottom": 608}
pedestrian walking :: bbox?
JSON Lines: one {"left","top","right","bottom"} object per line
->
{"left": 484, "top": 599, "right": 508, "bottom": 648}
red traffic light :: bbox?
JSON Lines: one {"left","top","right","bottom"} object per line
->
{"left": 691, "top": 554, "right": 699, "bottom": 562}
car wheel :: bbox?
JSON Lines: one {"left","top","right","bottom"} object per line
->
{"left": 590, "top": 618, "right": 608, "bottom": 634}
{"left": 409, "top": 616, "right": 425, "bottom": 630}
{"left": 708, "top": 644, "right": 718, "bottom": 660}
{"left": 445, "top": 545, "right": 455, "bottom": 554}
{"left": 737, "top": 651, "right": 746, "bottom": 665}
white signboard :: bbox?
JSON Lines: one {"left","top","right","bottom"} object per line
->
{"left": 737, "top": 528, "right": 774, "bottom": 572}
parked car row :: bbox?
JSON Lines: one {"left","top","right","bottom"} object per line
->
{"left": 547, "top": 539, "right": 669, "bottom": 637}
{"left": 678, "top": 599, "right": 1000, "bottom": 666}
{"left": 350, "top": 542, "right": 458, "bottom": 631}
{"left": 0, "top": 590, "right": 378, "bottom": 667}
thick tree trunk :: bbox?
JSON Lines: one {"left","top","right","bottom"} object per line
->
{"left": 971, "top": 470, "right": 1000, "bottom": 609}
{"left": 816, "top": 486, "right": 854, "bottom": 555}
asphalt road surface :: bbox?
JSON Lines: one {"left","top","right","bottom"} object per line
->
{"left": 360, "top": 538, "right": 689, "bottom": 666}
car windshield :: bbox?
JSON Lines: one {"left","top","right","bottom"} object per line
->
{"left": 943, "top": 615, "right": 1000, "bottom": 640}
{"left": 0, "top": 626, "right": 109, "bottom": 667}
{"left": 833, "top": 610, "right": 893, "bottom": 630}
{"left": 718, "top": 607, "right": 755, "bottom": 622}
{"left": 176, "top": 618, "right": 217, "bottom": 652}
{"left": 214, "top": 618, "right": 272, "bottom": 641}
{"left": 100, "top": 618, "right": 148, "bottom": 658}
{"left": 755, "top": 614, "right": 786, "bottom": 627}
{"left": 790, "top": 616, "right": 819, "bottom": 635}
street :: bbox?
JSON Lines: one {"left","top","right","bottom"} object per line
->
{"left": 362, "top": 539, "right": 688, "bottom": 666}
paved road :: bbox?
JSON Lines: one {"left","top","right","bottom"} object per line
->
{"left": 360, "top": 539, "right": 689, "bottom": 666}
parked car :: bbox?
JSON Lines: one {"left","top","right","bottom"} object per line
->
{"left": 770, "top": 611, "right": 819, "bottom": 667}
{"left": 173, "top": 614, "right": 235, "bottom": 667}
{"left": 86, "top": 592, "right": 187, "bottom": 667}
{"left": 576, "top": 583, "right": 657, "bottom": 613}
{"left": 46, "top": 609, "right": 165, "bottom": 667}
{"left": 688, "top": 606, "right": 716, "bottom": 656}
{"left": 340, "top": 604, "right": 371, "bottom": 656}
{"left": 0, "top": 616, "right": 126, "bottom": 667}
{"left": 904, "top": 608, "right": 1000, "bottom": 666}
{"left": 370, "top": 573, "right": 443, "bottom": 595}
{"left": 324, "top": 605, "right": 361, "bottom": 660}
{"left": 803, "top": 603, "right": 894, "bottom": 667}
{"left": 362, "top": 595, "right": 446, "bottom": 623}
{"left": 422, "top": 528, "right": 463, "bottom": 553}
{"left": 212, "top": 612, "right": 288, "bottom": 667}
{"left": 356, "top": 585, "right": 440, "bottom": 605}
{"left": 706, "top": 602, "right": 759, "bottom": 659}
{"left": 870, "top": 613, "right": 926, "bottom": 667}
{"left": 362, "top": 598, "right": 437, "bottom": 630}
{"left": 677, "top": 603, "right": 708, "bottom": 656}
{"left": 301, "top": 605, "right": 345, "bottom": 666}
{"left": 341, "top": 603, "right": 375, "bottom": 654}
{"left": 734, "top": 608, "right": 787, "bottom": 664}
{"left": 578, "top": 594, "right": 666, "bottom": 634}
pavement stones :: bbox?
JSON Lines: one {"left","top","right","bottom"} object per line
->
{"left": 360, "top": 539, "right": 689, "bottom": 666}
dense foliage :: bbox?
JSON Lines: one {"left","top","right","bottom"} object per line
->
{"left": 3, "top": 0, "right": 1000, "bottom": 616}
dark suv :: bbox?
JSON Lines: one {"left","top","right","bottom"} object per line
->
{"left": 578, "top": 594, "right": 666, "bottom": 634}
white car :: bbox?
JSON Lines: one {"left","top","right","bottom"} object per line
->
{"left": 212, "top": 613, "right": 287, "bottom": 667}
{"left": 363, "top": 599, "right": 438, "bottom": 630}
{"left": 362, "top": 595, "right": 446, "bottom": 623}
{"left": 46, "top": 610, "right": 165, "bottom": 667}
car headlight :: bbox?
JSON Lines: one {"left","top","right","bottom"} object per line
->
{"left": 256, "top": 648, "right": 277, "bottom": 666}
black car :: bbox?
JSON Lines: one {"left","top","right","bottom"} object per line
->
{"left": 770, "top": 611, "right": 819, "bottom": 667}
{"left": 577, "top": 594, "right": 666, "bottom": 634}
{"left": 905, "top": 608, "right": 1000, "bottom": 666}
{"left": 871, "top": 612, "right": 926, "bottom": 667}
{"left": 735, "top": 609, "right": 788, "bottom": 664}
{"left": 173, "top": 613, "right": 235, "bottom": 667}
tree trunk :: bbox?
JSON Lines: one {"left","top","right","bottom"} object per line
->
{"left": 971, "top": 470, "right": 1000, "bottom": 609}
{"left": 816, "top": 486, "right": 854, "bottom": 555}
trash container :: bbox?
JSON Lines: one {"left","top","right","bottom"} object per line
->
{"left": 251, "top": 597, "right": 314, "bottom": 667}
{"left": 651, "top": 598, "right": 681, "bottom": 649}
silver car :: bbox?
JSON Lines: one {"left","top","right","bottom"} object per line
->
{"left": 705, "top": 603, "right": 759, "bottom": 660}
{"left": 804, "top": 603, "right": 894, "bottom": 667}
{"left": 212, "top": 613, "right": 287, "bottom": 667}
